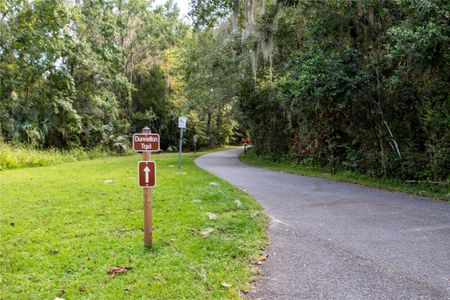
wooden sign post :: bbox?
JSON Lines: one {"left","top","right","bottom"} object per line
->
{"left": 133, "top": 127, "right": 159, "bottom": 249}
{"left": 143, "top": 147, "right": 152, "bottom": 248}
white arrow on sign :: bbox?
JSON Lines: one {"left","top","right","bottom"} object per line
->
{"left": 144, "top": 166, "right": 151, "bottom": 184}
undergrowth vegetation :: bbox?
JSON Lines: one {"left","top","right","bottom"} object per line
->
{"left": 0, "top": 143, "right": 120, "bottom": 170}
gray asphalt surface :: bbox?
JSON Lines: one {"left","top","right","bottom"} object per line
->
{"left": 195, "top": 148, "right": 450, "bottom": 300}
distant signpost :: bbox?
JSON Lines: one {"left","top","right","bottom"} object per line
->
{"left": 178, "top": 116, "right": 187, "bottom": 170}
{"left": 178, "top": 116, "right": 187, "bottom": 129}
{"left": 133, "top": 127, "right": 160, "bottom": 248}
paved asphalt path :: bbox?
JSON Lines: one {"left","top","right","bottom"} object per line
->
{"left": 195, "top": 148, "right": 450, "bottom": 300}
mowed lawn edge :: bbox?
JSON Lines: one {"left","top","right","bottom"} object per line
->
{"left": 239, "top": 150, "right": 449, "bottom": 201}
{"left": 0, "top": 152, "right": 268, "bottom": 299}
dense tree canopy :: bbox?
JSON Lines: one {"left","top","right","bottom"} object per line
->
{"left": 0, "top": 0, "right": 186, "bottom": 151}
{"left": 1, "top": 0, "right": 449, "bottom": 181}
{"left": 187, "top": 0, "right": 449, "bottom": 180}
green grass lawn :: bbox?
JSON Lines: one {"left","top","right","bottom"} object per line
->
{"left": 240, "top": 150, "right": 449, "bottom": 201}
{"left": 0, "top": 152, "right": 267, "bottom": 299}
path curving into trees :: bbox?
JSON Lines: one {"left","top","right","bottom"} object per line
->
{"left": 195, "top": 148, "right": 450, "bottom": 299}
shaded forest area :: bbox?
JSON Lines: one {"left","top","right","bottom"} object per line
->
{"left": 189, "top": 0, "right": 449, "bottom": 181}
{"left": 1, "top": 0, "right": 449, "bottom": 181}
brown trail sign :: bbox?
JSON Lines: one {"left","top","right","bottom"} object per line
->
{"left": 133, "top": 133, "right": 160, "bottom": 152}
{"left": 138, "top": 161, "right": 156, "bottom": 188}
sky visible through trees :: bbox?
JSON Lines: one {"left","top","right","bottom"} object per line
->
{"left": 154, "top": 0, "right": 190, "bottom": 18}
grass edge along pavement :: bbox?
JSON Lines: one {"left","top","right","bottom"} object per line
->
{"left": 0, "top": 151, "right": 268, "bottom": 299}
{"left": 239, "top": 149, "right": 449, "bottom": 201}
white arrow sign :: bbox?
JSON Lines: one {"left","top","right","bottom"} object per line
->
{"left": 138, "top": 161, "right": 156, "bottom": 188}
{"left": 144, "top": 166, "right": 151, "bottom": 184}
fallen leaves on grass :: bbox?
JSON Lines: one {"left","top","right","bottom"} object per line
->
{"left": 252, "top": 255, "right": 268, "bottom": 265}
{"left": 49, "top": 249, "right": 59, "bottom": 255}
{"left": 209, "top": 182, "right": 220, "bottom": 187}
{"left": 190, "top": 266, "right": 207, "bottom": 283}
{"left": 200, "top": 228, "right": 215, "bottom": 237}
{"left": 207, "top": 212, "right": 217, "bottom": 220}
{"left": 124, "top": 285, "right": 133, "bottom": 292}
{"left": 221, "top": 282, "right": 232, "bottom": 288}
{"left": 107, "top": 266, "right": 130, "bottom": 277}
{"left": 250, "top": 210, "right": 260, "bottom": 218}
{"left": 110, "top": 228, "right": 136, "bottom": 234}
{"left": 240, "top": 285, "right": 251, "bottom": 294}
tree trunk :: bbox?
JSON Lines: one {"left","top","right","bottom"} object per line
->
{"left": 206, "top": 111, "right": 212, "bottom": 134}
{"left": 231, "top": 0, "right": 240, "bottom": 32}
